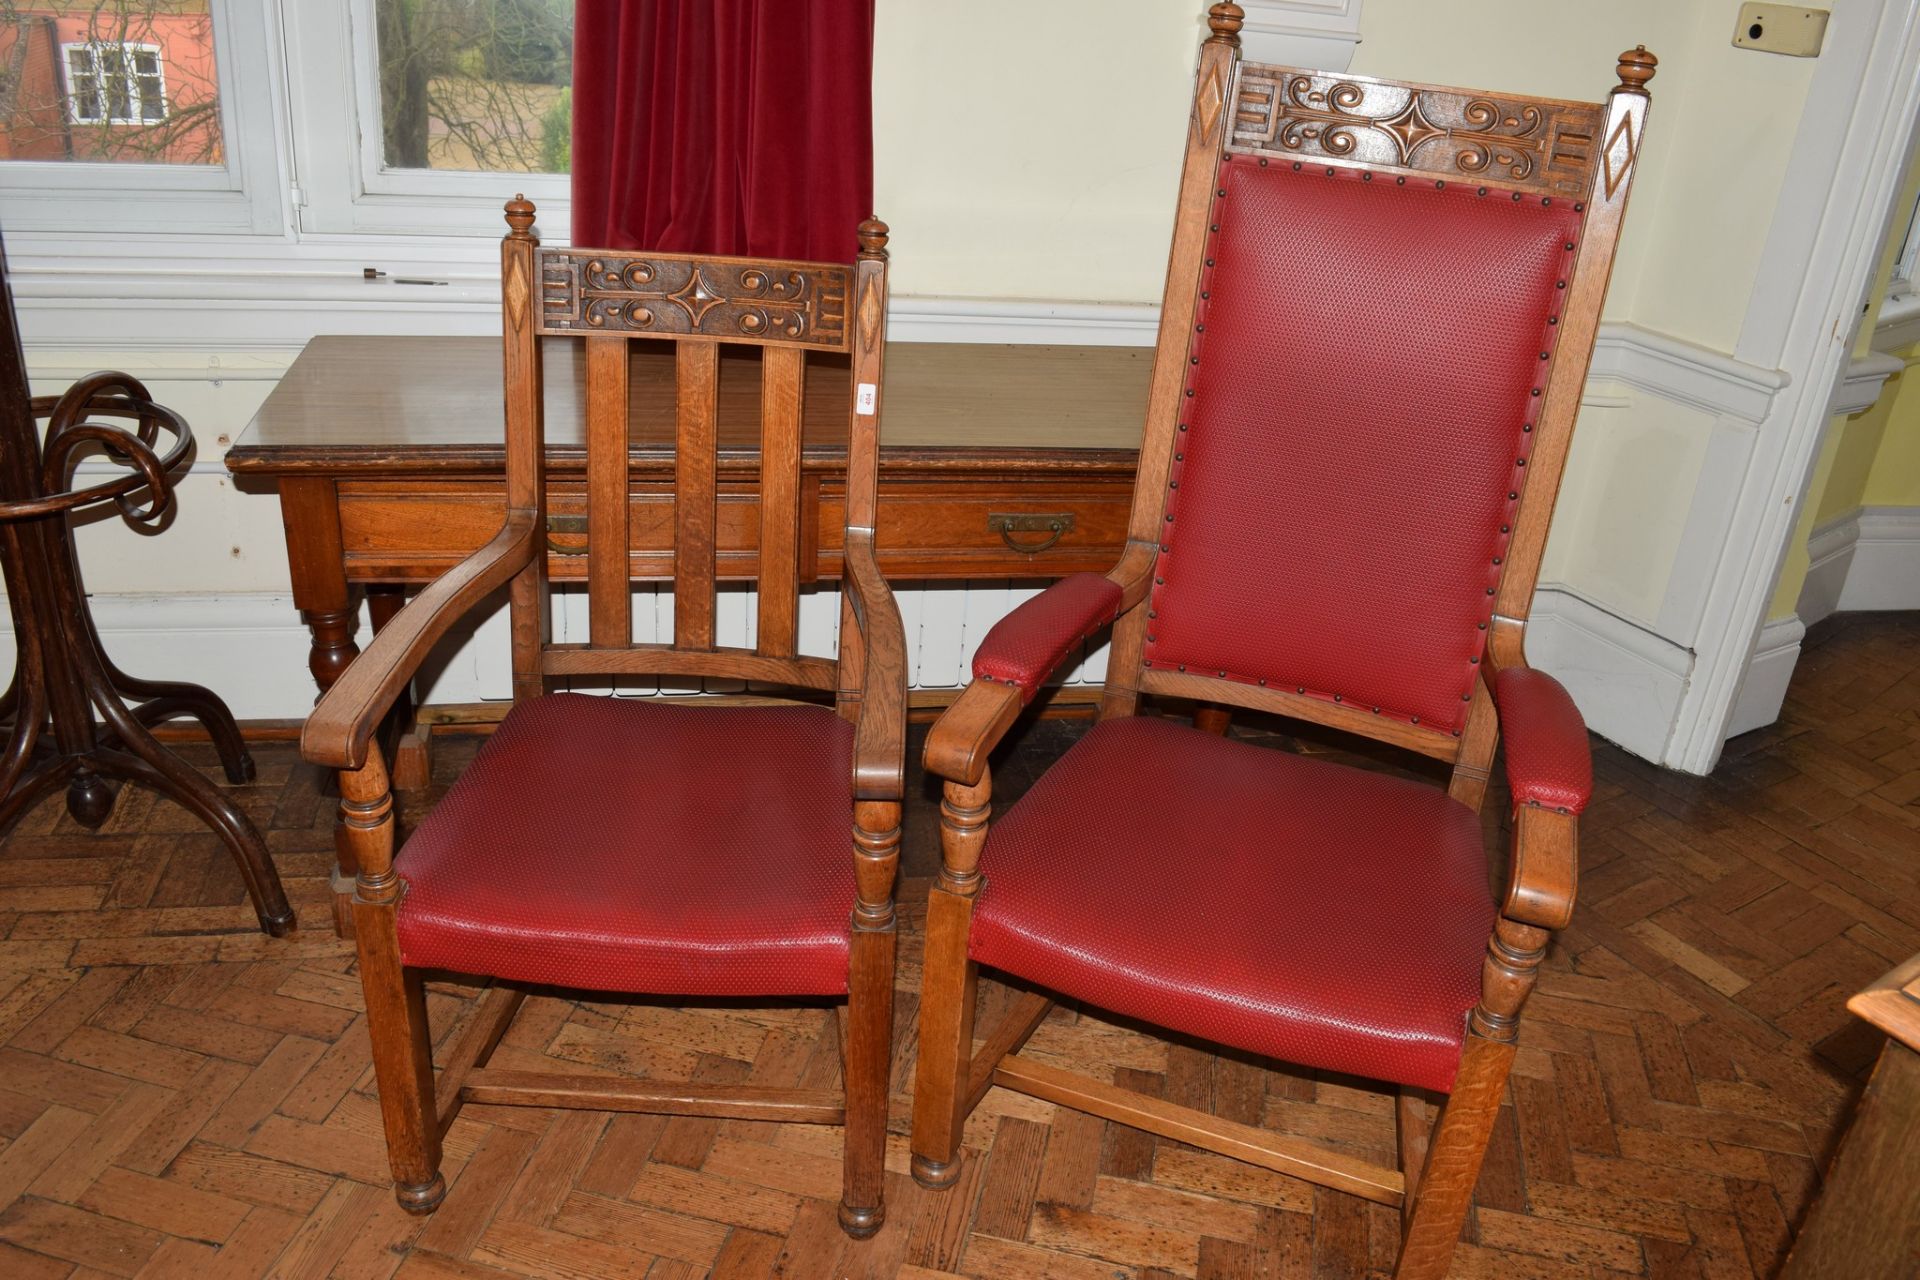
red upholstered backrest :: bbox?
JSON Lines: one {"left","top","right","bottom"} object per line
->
{"left": 1141, "top": 155, "right": 1585, "bottom": 736}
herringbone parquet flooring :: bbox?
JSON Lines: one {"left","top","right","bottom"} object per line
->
{"left": 1, "top": 612, "right": 1917, "bottom": 1279}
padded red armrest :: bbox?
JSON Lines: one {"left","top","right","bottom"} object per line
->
{"left": 1492, "top": 667, "right": 1593, "bottom": 814}
{"left": 972, "top": 573, "right": 1124, "bottom": 704}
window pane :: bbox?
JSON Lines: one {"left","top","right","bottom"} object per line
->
{"left": 63, "top": 47, "right": 100, "bottom": 123}
{"left": 0, "top": 3, "right": 219, "bottom": 164}
{"left": 373, "top": 0, "right": 573, "bottom": 174}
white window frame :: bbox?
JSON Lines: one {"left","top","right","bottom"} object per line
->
{"left": 61, "top": 40, "right": 169, "bottom": 126}
{"left": 0, "top": 3, "right": 284, "bottom": 236}
{"left": 282, "top": 0, "right": 571, "bottom": 239}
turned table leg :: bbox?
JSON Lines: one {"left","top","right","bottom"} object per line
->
{"left": 278, "top": 477, "right": 363, "bottom": 936}
{"left": 367, "top": 586, "right": 433, "bottom": 791}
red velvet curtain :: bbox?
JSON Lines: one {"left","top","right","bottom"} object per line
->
{"left": 570, "top": 0, "right": 875, "bottom": 264}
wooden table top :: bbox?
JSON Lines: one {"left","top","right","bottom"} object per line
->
{"left": 227, "top": 336, "right": 1154, "bottom": 476}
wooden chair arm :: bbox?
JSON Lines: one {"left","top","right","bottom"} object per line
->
{"left": 844, "top": 535, "right": 907, "bottom": 802}
{"left": 923, "top": 679, "right": 1024, "bottom": 788}
{"left": 302, "top": 512, "right": 539, "bottom": 771}
{"left": 1503, "top": 803, "right": 1578, "bottom": 931}
{"left": 923, "top": 548, "right": 1156, "bottom": 787}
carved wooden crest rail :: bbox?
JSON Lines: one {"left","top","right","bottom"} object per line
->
{"left": 538, "top": 250, "right": 852, "bottom": 349}
{"left": 1229, "top": 65, "right": 1609, "bottom": 196}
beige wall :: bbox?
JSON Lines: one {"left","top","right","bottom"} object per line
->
{"left": 872, "top": 0, "right": 1198, "bottom": 301}
{"left": 1352, "top": 2, "right": 1816, "bottom": 353}
{"left": 875, "top": 0, "right": 1819, "bottom": 352}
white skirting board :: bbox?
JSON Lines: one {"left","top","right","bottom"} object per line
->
{"left": 1799, "top": 505, "right": 1920, "bottom": 624}
{"left": 1724, "top": 614, "right": 1808, "bottom": 740}
{"left": 1523, "top": 587, "right": 1696, "bottom": 765}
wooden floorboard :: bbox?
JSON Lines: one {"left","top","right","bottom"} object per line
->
{"left": 0, "top": 610, "right": 1915, "bottom": 1277}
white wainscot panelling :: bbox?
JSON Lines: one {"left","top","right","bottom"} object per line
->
{"left": 22, "top": 582, "right": 1110, "bottom": 724}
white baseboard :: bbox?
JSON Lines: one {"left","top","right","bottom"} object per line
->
{"left": 1724, "top": 614, "right": 1807, "bottom": 739}
{"left": 1838, "top": 505, "right": 1920, "bottom": 611}
{"left": 1798, "top": 510, "right": 1862, "bottom": 625}
{"left": 1799, "top": 505, "right": 1920, "bottom": 621}
{"left": 1523, "top": 587, "right": 1696, "bottom": 764}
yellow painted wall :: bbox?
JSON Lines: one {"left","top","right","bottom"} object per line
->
{"left": 1862, "top": 377, "right": 1920, "bottom": 506}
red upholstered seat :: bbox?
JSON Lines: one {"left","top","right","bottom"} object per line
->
{"left": 395, "top": 695, "right": 856, "bottom": 997}
{"left": 970, "top": 716, "right": 1495, "bottom": 1093}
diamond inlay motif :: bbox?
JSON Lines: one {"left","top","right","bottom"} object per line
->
{"left": 1603, "top": 113, "right": 1636, "bottom": 199}
{"left": 1194, "top": 61, "right": 1225, "bottom": 146}
{"left": 503, "top": 253, "right": 529, "bottom": 333}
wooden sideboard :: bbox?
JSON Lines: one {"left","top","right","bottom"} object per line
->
{"left": 226, "top": 335, "right": 1152, "bottom": 697}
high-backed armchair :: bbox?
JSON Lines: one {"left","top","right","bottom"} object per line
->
{"left": 909, "top": 8, "right": 1653, "bottom": 1277}
{"left": 303, "top": 202, "right": 907, "bottom": 1237}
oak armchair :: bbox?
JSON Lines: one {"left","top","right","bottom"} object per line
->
{"left": 303, "top": 201, "right": 907, "bottom": 1237}
{"left": 910, "top": 9, "right": 1653, "bottom": 1277}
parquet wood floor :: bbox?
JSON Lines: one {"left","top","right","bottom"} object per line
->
{"left": 1, "top": 612, "right": 1916, "bottom": 1279}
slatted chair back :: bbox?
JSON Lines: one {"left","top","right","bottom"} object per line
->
{"left": 496, "top": 197, "right": 891, "bottom": 710}
{"left": 1099, "top": 22, "right": 1653, "bottom": 809}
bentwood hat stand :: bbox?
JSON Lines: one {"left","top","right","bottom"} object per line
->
{"left": 908, "top": 8, "right": 1654, "bottom": 1278}
{"left": 302, "top": 202, "right": 907, "bottom": 1235}
{"left": 0, "top": 242, "right": 293, "bottom": 935}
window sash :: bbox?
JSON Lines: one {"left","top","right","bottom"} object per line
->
{"left": 2, "top": 5, "right": 283, "bottom": 235}
{"left": 284, "top": 0, "right": 572, "bottom": 238}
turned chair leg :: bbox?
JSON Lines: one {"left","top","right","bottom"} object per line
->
{"left": 1397, "top": 915, "right": 1544, "bottom": 1277}
{"left": 840, "top": 801, "right": 900, "bottom": 1238}
{"left": 357, "top": 938, "right": 445, "bottom": 1213}
{"left": 1395, "top": 1034, "right": 1514, "bottom": 1276}
{"left": 911, "top": 773, "right": 990, "bottom": 1189}
{"left": 341, "top": 749, "right": 445, "bottom": 1214}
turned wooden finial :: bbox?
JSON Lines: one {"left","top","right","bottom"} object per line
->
{"left": 857, "top": 217, "right": 890, "bottom": 259}
{"left": 1615, "top": 46, "right": 1657, "bottom": 93}
{"left": 1206, "top": 2, "right": 1245, "bottom": 42}
{"left": 503, "top": 193, "right": 536, "bottom": 238}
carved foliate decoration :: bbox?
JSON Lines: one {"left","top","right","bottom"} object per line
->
{"left": 539, "top": 251, "right": 852, "bottom": 349}
{"left": 1229, "top": 67, "right": 1605, "bottom": 196}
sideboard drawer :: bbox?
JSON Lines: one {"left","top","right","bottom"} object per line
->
{"left": 333, "top": 476, "right": 1133, "bottom": 582}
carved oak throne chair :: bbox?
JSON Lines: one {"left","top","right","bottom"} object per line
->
{"left": 909, "top": 8, "right": 1654, "bottom": 1276}
{"left": 302, "top": 201, "right": 906, "bottom": 1236}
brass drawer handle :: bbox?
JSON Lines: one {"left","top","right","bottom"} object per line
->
{"left": 989, "top": 511, "right": 1075, "bottom": 554}
{"left": 546, "top": 513, "right": 588, "bottom": 555}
